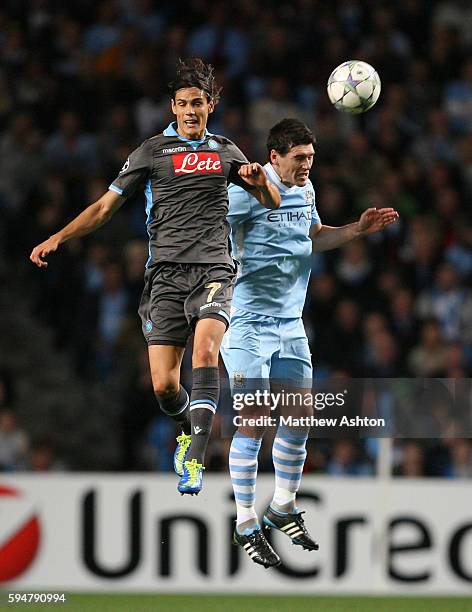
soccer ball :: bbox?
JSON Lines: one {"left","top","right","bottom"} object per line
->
{"left": 327, "top": 60, "right": 381, "bottom": 114}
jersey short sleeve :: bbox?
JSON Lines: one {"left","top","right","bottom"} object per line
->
{"left": 225, "top": 141, "right": 257, "bottom": 192}
{"left": 109, "top": 140, "right": 152, "bottom": 199}
{"left": 227, "top": 183, "right": 255, "bottom": 227}
{"left": 307, "top": 180, "right": 321, "bottom": 225}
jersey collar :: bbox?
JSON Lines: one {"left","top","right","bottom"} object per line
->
{"left": 264, "top": 163, "right": 300, "bottom": 194}
{"left": 163, "top": 122, "right": 213, "bottom": 148}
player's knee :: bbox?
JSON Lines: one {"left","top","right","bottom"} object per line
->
{"left": 290, "top": 392, "right": 314, "bottom": 419}
{"left": 303, "top": 401, "right": 314, "bottom": 419}
{"left": 153, "top": 381, "right": 180, "bottom": 399}
{"left": 239, "top": 425, "right": 266, "bottom": 439}
{"left": 193, "top": 345, "right": 218, "bottom": 367}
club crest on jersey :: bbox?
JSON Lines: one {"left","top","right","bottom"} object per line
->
{"left": 172, "top": 152, "right": 222, "bottom": 174}
{"left": 305, "top": 188, "right": 315, "bottom": 204}
{"left": 207, "top": 139, "right": 219, "bottom": 150}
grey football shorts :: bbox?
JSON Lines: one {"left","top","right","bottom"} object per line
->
{"left": 138, "top": 261, "right": 237, "bottom": 347}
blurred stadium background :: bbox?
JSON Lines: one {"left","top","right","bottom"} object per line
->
{"left": 0, "top": 0, "right": 471, "bottom": 609}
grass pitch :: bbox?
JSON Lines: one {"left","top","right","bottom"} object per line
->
{"left": 2, "top": 594, "right": 472, "bottom": 612}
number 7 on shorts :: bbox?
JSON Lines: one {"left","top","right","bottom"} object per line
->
{"left": 205, "top": 282, "right": 221, "bottom": 302}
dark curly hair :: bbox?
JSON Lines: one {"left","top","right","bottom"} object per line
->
{"left": 267, "top": 118, "right": 316, "bottom": 156}
{"left": 168, "top": 58, "right": 222, "bottom": 103}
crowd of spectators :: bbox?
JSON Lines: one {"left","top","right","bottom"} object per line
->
{"left": 1, "top": 0, "right": 471, "bottom": 476}
{"left": 0, "top": 369, "right": 67, "bottom": 471}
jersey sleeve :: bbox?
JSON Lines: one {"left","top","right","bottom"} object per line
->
{"left": 109, "top": 140, "right": 152, "bottom": 199}
{"left": 308, "top": 180, "right": 321, "bottom": 225}
{"left": 226, "top": 141, "right": 257, "bottom": 192}
{"left": 227, "top": 183, "right": 255, "bottom": 228}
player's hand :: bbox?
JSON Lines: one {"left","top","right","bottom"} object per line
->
{"left": 30, "top": 235, "right": 61, "bottom": 268}
{"left": 357, "top": 207, "right": 399, "bottom": 235}
{"left": 238, "top": 163, "right": 269, "bottom": 189}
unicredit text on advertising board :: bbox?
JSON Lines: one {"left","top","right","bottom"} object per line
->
{"left": 0, "top": 475, "right": 471, "bottom": 594}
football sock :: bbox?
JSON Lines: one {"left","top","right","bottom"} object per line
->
{"left": 155, "top": 385, "right": 190, "bottom": 435}
{"left": 186, "top": 367, "right": 219, "bottom": 464}
{"left": 229, "top": 432, "right": 262, "bottom": 533}
{"left": 271, "top": 425, "right": 308, "bottom": 514}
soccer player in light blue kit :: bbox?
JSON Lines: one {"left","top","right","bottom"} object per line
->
{"left": 221, "top": 119, "right": 399, "bottom": 567}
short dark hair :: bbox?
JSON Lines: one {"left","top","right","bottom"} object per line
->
{"left": 267, "top": 118, "right": 316, "bottom": 156}
{"left": 168, "top": 58, "right": 222, "bottom": 103}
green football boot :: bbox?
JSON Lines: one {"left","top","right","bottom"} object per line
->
{"left": 178, "top": 458, "right": 205, "bottom": 495}
{"left": 173, "top": 433, "right": 191, "bottom": 476}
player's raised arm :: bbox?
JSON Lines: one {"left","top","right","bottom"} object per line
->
{"left": 30, "top": 139, "right": 152, "bottom": 268}
{"left": 310, "top": 207, "right": 399, "bottom": 253}
{"left": 238, "top": 162, "right": 281, "bottom": 209}
{"left": 30, "top": 190, "right": 125, "bottom": 268}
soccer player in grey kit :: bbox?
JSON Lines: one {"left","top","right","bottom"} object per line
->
{"left": 30, "top": 58, "right": 281, "bottom": 494}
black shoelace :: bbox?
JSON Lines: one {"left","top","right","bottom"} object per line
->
{"left": 293, "top": 511, "right": 309, "bottom": 536}
{"left": 249, "top": 530, "right": 274, "bottom": 555}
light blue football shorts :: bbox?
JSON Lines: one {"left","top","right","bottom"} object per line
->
{"left": 220, "top": 307, "right": 313, "bottom": 391}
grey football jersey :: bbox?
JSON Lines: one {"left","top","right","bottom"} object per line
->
{"left": 109, "top": 122, "right": 253, "bottom": 265}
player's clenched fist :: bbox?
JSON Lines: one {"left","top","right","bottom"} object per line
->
{"left": 30, "top": 235, "right": 60, "bottom": 268}
{"left": 238, "top": 163, "right": 268, "bottom": 188}
{"left": 238, "top": 163, "right": 281, "bottom": 209}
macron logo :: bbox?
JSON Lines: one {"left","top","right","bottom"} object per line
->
{"left": 172, "top": 152, "right": 222, "bottom": 174}
{"left": 162, "top": 146, "right": 187, "bottom": 153}
{"left": 193, "top": 426, "right": 202, "bottom": 434}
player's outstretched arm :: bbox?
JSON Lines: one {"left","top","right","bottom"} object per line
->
{"left": 238, "top": 163, "right": 281, "bottom": 209}
{"left": 311, "top": 207, "right": 399, "bottom": 253}
{"left": 30, "top": 190, "right": 125, "bottom": 268}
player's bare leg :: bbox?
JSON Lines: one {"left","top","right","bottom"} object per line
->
{"left": 178, "top": 317, "right": 226, "bottom": 494}
{"left": 148, "top": 344, "right": 185, "bottom": 398}
{"left": 148, "top": 345, "right": 191, "bottom": 475}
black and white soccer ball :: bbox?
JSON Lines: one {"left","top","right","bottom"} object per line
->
{"left": 327, "top": 60, "right": 381, "bottom": 114}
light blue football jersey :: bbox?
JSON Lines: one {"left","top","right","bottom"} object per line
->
{"left": 228, "top": 162, "right": 320, "bottom": 318}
